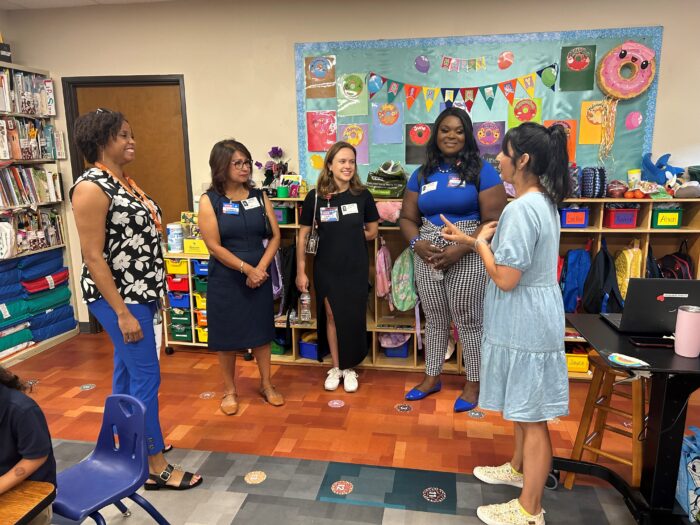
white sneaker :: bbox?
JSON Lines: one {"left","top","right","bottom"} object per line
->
{"left": 342, "top": 369, "right": 358, "bottom": 392}
{"left": 473, "top": 462, "right": 524, "bottom": 488}
{"left": 476, "top": 498, "right": 545, "bottom": 525}
{"left": 324, "top": 367, "right": 342, "bottom": 391}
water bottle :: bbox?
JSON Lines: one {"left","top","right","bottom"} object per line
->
{"left": 300, "top": 292, "right": 312, "bottom": 322}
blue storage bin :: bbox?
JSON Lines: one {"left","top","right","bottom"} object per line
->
{"left": 168, "top": 292, "right": 190, "bottom": 308}
{"left": 299, "top": 341, "right": 328, "bottom": 360}
{"left": 193, "top": 259, "right": 209, "bottom": 276}
{"left": 383, "top": 340, "right": 410, "bottom": 358}
{"left": 559, "top": 207, "right": 589, "bottom": 229}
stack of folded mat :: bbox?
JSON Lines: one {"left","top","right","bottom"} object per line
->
{"left": 0, "top": 248, "right": 76, "bottom": 358}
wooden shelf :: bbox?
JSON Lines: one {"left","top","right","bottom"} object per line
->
{"left": 278, "top": 224, "right": 299, "bottom": 229}
{"left": 0, "top": 200, "right": 63, "bottom": 212}
{"left": 3, "top": 244, "right": 64, "bottom": 261}
{"left": 0, "top": 327, "right": 78, "bottom": 366}
{"left": 0, "top": 111, "right": 52, "bottom": 120}
{"left": 568, "top": 370, "right": 593, "bottom": 381}
{"left": 0, "top": 159, "right": 57, "bottom": 165}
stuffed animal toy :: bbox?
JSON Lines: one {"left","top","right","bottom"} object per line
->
{"left": 642, "top": 153, "right": 685, "bottom": 192}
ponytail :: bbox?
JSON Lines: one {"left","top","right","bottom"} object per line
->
{"left": 542, "top": 125, "right": 570, "bottom": 205}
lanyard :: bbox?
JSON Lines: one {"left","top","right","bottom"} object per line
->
{"left": 94, "top": 162, "right": 162, "bottom": 231}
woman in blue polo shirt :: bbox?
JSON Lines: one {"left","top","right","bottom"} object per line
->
{"left": 399, "top": 107, "right": 507, "bottom": 412}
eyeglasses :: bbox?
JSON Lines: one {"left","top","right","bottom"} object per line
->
{"left": 231, "top": 159, "right": 253, "bottom": 170}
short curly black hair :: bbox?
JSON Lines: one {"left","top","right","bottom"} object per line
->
{"left": 73, "top": 108, "right": 127, "bottom": 163}
{"left": 0, "top": 365, "right": 28, "bottom": 392}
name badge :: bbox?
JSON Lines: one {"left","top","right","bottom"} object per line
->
{"left": 320, "top": 206, "right": 339, "bottom": 222}
{"left": 421, "top": 181, "right": 438, "bottom": 194}
{"left": 341, "top": 203, "right": 359, "bottom": 215}
{"left": 448, "top": 176, "right": 465, "bottom": 188}
{"left": 222, "top": 202, "right": 240, "bottom": 215}
{"left": 241, "top": 197, "right": 261, "bottom": 210}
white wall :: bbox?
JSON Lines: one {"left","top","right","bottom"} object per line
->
{"left": 2, "top": 0, "right": 698, "bottom": 321}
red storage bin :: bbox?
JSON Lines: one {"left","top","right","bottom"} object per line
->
{"left": 166, "top": 275, "right": 190, "bottom": 292}
{"left": 603, "top": 208, "right": 638, "bottom": 229}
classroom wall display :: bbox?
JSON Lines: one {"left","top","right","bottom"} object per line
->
{"left": 295, "top": 26, "right": 662, "bottom": 184}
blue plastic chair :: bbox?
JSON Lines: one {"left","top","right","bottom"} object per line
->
{"left": 52, "top": 394, "right": 169, "bottom": 524}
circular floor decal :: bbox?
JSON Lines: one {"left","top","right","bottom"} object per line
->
{"left": 80, "top": 383, "right": 96, "bottom": 391}
{"left": 199, "top": 391, "right": 216, "bottom": 399}
{"left": 328, "top": 400, "right": 345, "bottom": 408}
{"left": 422, "top": 487, "right": 446, "bottom": 503}
{"left": 26, "top": 379, "right": 39, "bottom": 386}
{"left": 331, "top": 480, "right": 354, "bottom": 495}
{"left": 467, "top": 409, "right": 485, "bottom": 419}
{"left": 395, "top": 403, "right": 412, "bottom": 413}
{"left": 244, "top": 471, "right": 267, "bottom": 484}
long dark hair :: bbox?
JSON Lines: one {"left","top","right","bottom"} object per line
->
{"left": 208, "top": 139, "right": 254, "bottom": 195}
{"left": 502, "top": 122, "right": 570, "bottom": 205}
{"left": 73, "top": 108, "right": 127, "bottom": 164}
{"left": 316, "top": 141, "right": 366, "bottom": 197}
{"left": 0, "top": 366, "right": 28, "bottom": 392}
{"left": 420, "top": 106, "right": 482, "bottom": 185}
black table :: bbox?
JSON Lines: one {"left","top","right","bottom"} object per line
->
{"left": 554, "top": 314, "right": 700, "bottom": 525}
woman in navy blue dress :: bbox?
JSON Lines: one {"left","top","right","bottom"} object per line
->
{"left": 199, "top": 139, "right": 284, "bottom": 415}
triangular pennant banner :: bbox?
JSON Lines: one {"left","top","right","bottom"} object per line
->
{"left": 536, "top": 64, "right": 559, "bottom": 91}
{"left": 367, "top": 72, "right": 387, "bottom": 99}
{"left": 404, "top": 84, "right": 421, "bottom": 110}
{"left": 518, "top": 73, "right": 537, "bottom": 98}
{"left": 422, "top": 86, "right": 440, "bottom": 113}
{"left": 480, "top": 84, "right": 498, "bottom": 111}
{"left": 460, "top": 87, "right": 478, "bottom": 113}
{"left": 498, "top": 79, "right": 518, "bottom": 106}
{"left": 386, "top": 80, "right": 404, "bottom": 104}
{"left": 440, "top": 88, "right": 459, "bottom": 108}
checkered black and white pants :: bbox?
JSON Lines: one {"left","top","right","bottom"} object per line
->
{"left": 414, "top": 218, "right": 487, "bottom": 382}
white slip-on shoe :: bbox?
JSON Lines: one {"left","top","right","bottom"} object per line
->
{"left": 342, "top": 369, "right": 358, "bottom": 392}
{"left": 324, "top": 367, "right": 343, "bottom": 391}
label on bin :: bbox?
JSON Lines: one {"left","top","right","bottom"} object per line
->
{"left": 656, "top": 212, "right": 679, "bottom": 226}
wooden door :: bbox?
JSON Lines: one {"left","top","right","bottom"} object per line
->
{"left": 72, "top": 83, "right": 191, "bottom": 227}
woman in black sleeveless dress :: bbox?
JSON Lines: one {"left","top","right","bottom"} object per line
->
{"left": 296, "top": 141, "right": 379, "bottom": 393}
{"left": 199, "top": 139, "right": 284, "bottom": 415}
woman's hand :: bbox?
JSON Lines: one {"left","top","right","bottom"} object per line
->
{"left": 440, "top": 215, "right": 475, "bottom": 247}
{"left": 245, "top": 265, "right": 268, "bottom": 288}
{"left": 413, "top": 240, "right": 443, "bottom": 263}
{"left": 117, "top": 310, "right": 143, "bottom": 344}
{"left": 296, "top": 272, "right": 309, "bottom": 293}
{"left": 430, "top": 245, "right": 467, "bottom": 270}
{"left": 476, "top": 221, "right": 498, "bottom": 242}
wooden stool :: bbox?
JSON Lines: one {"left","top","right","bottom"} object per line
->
{"left": 564, "top": 353, "right": 647, "bottom": 489}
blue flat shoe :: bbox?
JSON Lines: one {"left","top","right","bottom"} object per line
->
{"left": 454, "top": 396, "right": 478, "bottom": 413}
{"left": 405, "top": 382, "right": 442, "bottom": 401}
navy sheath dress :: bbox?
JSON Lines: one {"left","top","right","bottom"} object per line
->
{"left": 206, "top": 189, "right": 274, "bottom": 351}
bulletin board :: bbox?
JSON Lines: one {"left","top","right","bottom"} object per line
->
{"left": 294, "top": 26, "right": 663, "bottom": 184}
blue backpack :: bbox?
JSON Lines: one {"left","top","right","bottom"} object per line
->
{"left": 559, "top": 241, "right": 592, "bottom": 313}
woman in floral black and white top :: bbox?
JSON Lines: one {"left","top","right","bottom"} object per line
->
{"left": 70, "top": 109, "right": 202, "bottom": 491}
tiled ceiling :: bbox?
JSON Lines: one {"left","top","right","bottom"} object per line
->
{"left": 0, "top": 0, "right": 173, "bottom": 9}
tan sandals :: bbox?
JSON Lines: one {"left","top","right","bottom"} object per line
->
{"left": 259, "top": 385, "right": 285, "bottom": 406}
{"left": 220, "top": 392, "right": 239, "bottom": 415}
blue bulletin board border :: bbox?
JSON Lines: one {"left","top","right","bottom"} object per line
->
{"left": 294, "top": 26, "right": 663, "bottom": 182}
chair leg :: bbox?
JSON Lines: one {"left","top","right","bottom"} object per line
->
{"left": 564, "top": 363, "right": 606, "bottom": 489}
{"left": 89, "top": 511, "right": 107, "bottom": 525}
{"left": 129, "top": 492, "right": 171, "bottom": 525}
{"left": 114, "top": 499, "right": 132, "bottom": 517}
{"left": 630, "top": 377, "right": 644, "bottom": 488}
{"left": 587, "top": 371, "right": 615, "bottom": 462}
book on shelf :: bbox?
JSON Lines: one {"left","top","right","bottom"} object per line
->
{"left": 0, "top": 69, "right": 9, "bottom": 113}
{"left": 8, "top": 206, "right": 63, "bottom": 254}
{"left": 0, "top": 119, "right": 9, "bottom": 159}
{"left": 0, "top": 166, "right": 61, "bottom": 208}
{"left": 6, "top": 117, "right": 20, "bottom": 159}
{"left": 53, "top": 130, "right": 66, "bottom": 159}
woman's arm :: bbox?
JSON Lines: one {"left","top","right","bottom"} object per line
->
{"left": 399, "top": 190, "right": 441, "bottom": 262}
{"left": 364, "top": 221, "right": 378, "bottom": 241}
{"left": 72, "top": 182, "right": 143, "bottom": 343}
{"left": 0, "top": 456, "right": 48, "bottom": 495}
{"left": 477, "top": 184, "right": 508, "bottom": 228}
{"left": 257, "top": 192, "right": 281, "bottom": 270}
{"left": 296, "top": 225, "right": 311, "bottom": 292}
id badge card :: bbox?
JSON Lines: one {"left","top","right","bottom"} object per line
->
{"left": 341, "top": 203, "right": 359, "bottom": 215}
{"left": 320, "top": 206, "right": 339, "bottom": 222}
{"left": 241, "top": 197, "right": 261, "bottom": 210}
{"left": 421, "top": 181, "right": 438, "bottom": 194}
{"left": 222, "top": 202, "right": 240, "bottom": 215}
{"left": 448, "top": 176, "right": 465, "bottom": 188}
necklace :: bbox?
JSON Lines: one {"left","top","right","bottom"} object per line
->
{"left": 436, "top": 164, "right": 455, "bottom": 173}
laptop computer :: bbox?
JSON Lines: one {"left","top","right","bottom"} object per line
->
{"left": 600, "top": 278, "right": 700, "bottom": 334}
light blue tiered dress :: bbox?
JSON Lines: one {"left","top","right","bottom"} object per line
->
{"left": 478, "top": 192, "right": 569, "bottom": 422}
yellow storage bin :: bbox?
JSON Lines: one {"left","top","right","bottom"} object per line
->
{"left": 566, "top": 353, "right": 589, "bottom": 373}
{"left": 196, "top": 327, "right": 208, "bottom": 343}
{"left": 193, "top": 292, "right": 207, "bottom": 309}
{"left": 184, "top": 238, "right": 209, "bottom": 255}
{"left": 165, "top": 258, "right": 188, "bottom": 275}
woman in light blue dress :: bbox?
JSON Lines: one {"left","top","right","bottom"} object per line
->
{"left": 442, "top": 122, "right": 570, "bottom": 525}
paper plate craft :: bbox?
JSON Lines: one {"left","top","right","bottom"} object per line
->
{"left": 498, "top": 51, "right": 514, "bottom": 70}
{"left": 566, "top": 47, "right": 593, "bottom": 71}
{"left": 415, "top": 55, "right": 430, "bottom": 73}
{"left": 409, "top": 123, "right": 431, "bottom": 145}
{"left": 607, "top": 353, "right": 650, "bottom": 367}
{"left": 341, "top": 124, "right": 364, "bottom": 146}
{"left": 513, "top": 99, "right": 538, "bottom": 122}
{"left": 625, "top": 111, "right": 643, "bottom": 130}
{"left": 596, "top": 41, "right": 656, "bottom": 162}
{"left": 476, "top": 121, "right": 501, "bottom": 147}
{"left": 309, "top": 57, "right": 332, "bottom": 80}
{"left": 342, "top": 74, "right": 364, "bottom": 98}
{"left": 378, "top": 103, "right": 400, "bottom": 126}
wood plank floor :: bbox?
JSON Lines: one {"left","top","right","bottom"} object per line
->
{"left": 9, "top": 332, "right": 700, "bottom": 485}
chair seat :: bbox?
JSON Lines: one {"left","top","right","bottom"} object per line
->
{"left": 53, "top": 458, "right": 148, "bottom": 520}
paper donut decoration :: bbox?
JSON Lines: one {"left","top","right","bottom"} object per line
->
{"left": 625, "top": 111, "right": 643, "bottom": 130}
{"left": 597, "top": 41, "right": 656, "bottom": 100}
{"left": 476, "top": 121, "right": 501, "bottom": 146}
{"left": 566, "top": 47, "right": 593, "bottom": 72}
{"left": 342, "top": 75, "right": 364, "bottom": 99}
{"left": 409, "top": 124, "right": 431, "bottom": 146}
{"left": 309, "top": 57, "right": 332, "bottom": 80}
{"left": 342, "top": 124, "right": 364, "bottom": 146}
{"left": 586, "top": 103, "right": 605, "bottom": 125}
{"left": 498, "top": 51, "right": 514, "bottom": 70}
{"left": 378, "top": 103, "right": 399, "bottom": 126}
{"left": 513, "top": 99, "right": 538, "bottom": 123}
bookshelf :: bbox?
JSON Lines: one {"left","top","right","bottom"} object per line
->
{"left": 0, "top": 61, "right": 78, "bottom": 364}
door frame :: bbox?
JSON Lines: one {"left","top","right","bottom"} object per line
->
{"left": 61, "top": 74, "right": 193, "bottom": 207}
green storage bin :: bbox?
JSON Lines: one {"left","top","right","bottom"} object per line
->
{"left": 271, "top": 340, "right": 286, "bottom": 355}
{"left": 193, "top": 276, "right": 208, "bottom": 293}
{"left": 651, "top": 208, "right": 683, "bottom": 229}
{"left": 169, "top": 324, "right": 192, "bottom": 342}
{"left": 170, "top": 308, "right": 192, "bottom": 326}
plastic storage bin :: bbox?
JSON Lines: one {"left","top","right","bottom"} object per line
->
{"left": 560, "top": 208, "right": 589, "bottom": 228}
{"left": 170, "top": 308, "right": 191, "bottom": 326}
{"left": 603, "top": 208, "right": 638, "bottom": 229}
{"left": 383, "top": 340, "right": 410, "bottom": 358}
{"left": 193, "top": 292, "right": 207, "bottom": 309}
{"left": 271, "top": 340, "right": 286, "bottom": 355}
{"left": 196, "top": 327, "right": 208, "bottom": 343}
{"left": 193, "top": 276, "right": 208, "bottom": 293}
{"left": 193, "top": 259, "right": 209, "bottom": 276}
{"left": 195, "top": 309, "right": 207, "bottom": 327}
{"left": 169, "top": 324, "right": 192, "bottom": 343}
{"left": 273, "top": 206, "right": 293, "bottom": 225}
{"left": 566, "top": 352, "right": 589, "bottom": 373}
{"left": 651, "top": 208, "right": 683, "bottom": 229}
{"left": 165, "top": 259, "right": 188, "bottom": 275}
{"left": 167, "top": 292, "right": 190, "bottom": 309}
{"left": 166, "top": 275, "right": 189, "bottom": 292}
{"left": 299, "top": 340, "right": 328, "bottom": 360}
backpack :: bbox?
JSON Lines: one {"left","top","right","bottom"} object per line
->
{"left": 279, "top": 244, "right": 300, "bottom": 318}
{"left": 658, "top": 240, "right": 694, "bottom": 279}
{"left": 614, "top": 239, "right": 643, "bottom": 300}
{"left": 580, "top": 167, "right": 606, "bottom": 198}
{"left": 582, "top": 238, "right": 624, "bottom": 314}
{"left": 391, "top": 248, "right": 417, "bottom": 311}
{"left": 375, "top": 237, "right": 394, "bottom": 311}
{"left": 646, "top": 245, "right": 662, "bottom": 278}
{"left": 366, "top": 161, "right": 408, "bottom": 198}
{"left": 559, "top": 241, "right": 592, "bottom": 313}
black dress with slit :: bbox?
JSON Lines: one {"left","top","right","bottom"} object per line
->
{"left": 299, "top": 189, "right": 379, "bottom": 369}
